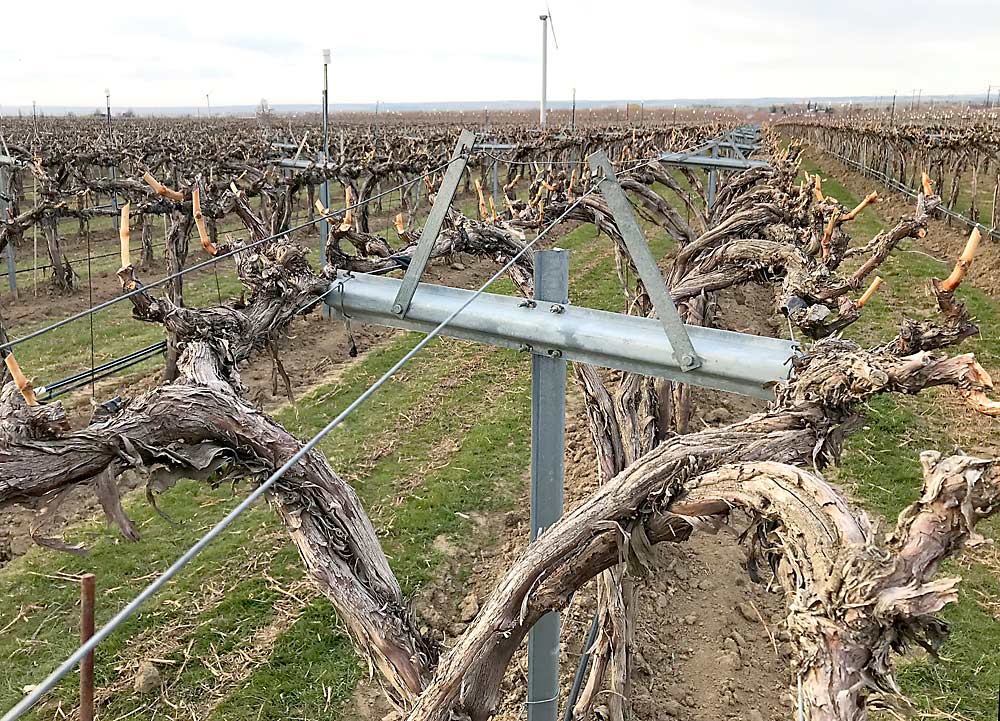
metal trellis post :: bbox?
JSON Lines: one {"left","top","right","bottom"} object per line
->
{"left": 492, "top": 159, "right": 500, "bottom": 211}
{"left": 707, "top": 142, "right": 718, "bottom": 210}
{"left": 321, "top": 49, "right": 332, "bottom": 318}
{"left": 105, "top": 92, "right": 119, "bottom": 232}
{"left": 527, "top": 248, "right": 568, "bottom": 721}
{"left": 1, "top": 165, "right": 15, "bottom": 296}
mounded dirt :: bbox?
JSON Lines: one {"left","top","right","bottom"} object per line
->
{"left": 381, "top": 280, "right": 796, "bottom": 721}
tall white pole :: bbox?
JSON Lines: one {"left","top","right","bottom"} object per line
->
{"left": 540, "top": 14, "right": 548, "bottom": 129}
{"left": 321, "top": 50, "right": 331, "bottom": 265}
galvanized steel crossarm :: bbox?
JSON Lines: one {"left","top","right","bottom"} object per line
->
{"left": 323, "top": 271, "right": 797, "bottom": 398}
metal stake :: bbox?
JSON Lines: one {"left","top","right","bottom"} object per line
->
{"left": 105, "top": 91, "right": 119, "bottom": 232}
{"left": 492, "top": 158, "right": 500, "bottom": 211}
{"left": 321, "top": 49, "right": 331, "bottom": 258}
{"left": 80, "top": 574, "right": 95, "bottom": 721}
{"left": 571, "top": 87, "right": 576, "bottom": 133}
{"left": 707, "top": 142, "right": 718, "bottom": 211}
{"left": 527, "top": 249, "right": 568, "bottom": 721}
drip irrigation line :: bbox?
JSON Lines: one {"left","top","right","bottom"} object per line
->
{"left": 37, "top": 341, "right": 167, "bottom": 395}
{"left": 39, "top": 343, "right": 167, "bottom": 400}
{"left": 0, "top": 242, "right": 167, "bottom": 278}
{"left": 37, "top": 291, "right": 331, "bottom": 401}
{"left": 1, "top": 186, "right": 598, "bottom": 721}
{"left": 0, "top": 157, "right": 461, "bottom": 353}
{"left": 563, "top": 611, "right": 601, "bottom": 721}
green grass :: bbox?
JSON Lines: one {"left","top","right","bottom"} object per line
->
{"left": 800, "top": 148, "right": 1000, "bottom": 720}
{"left": 0, "top": 205, "right": 676, "bottom": 719}
{"left": 6, "top": 260, "right": 244, "bottom": 387}
{"left": 0, "top": 332, "right": 529, "bottom": 719}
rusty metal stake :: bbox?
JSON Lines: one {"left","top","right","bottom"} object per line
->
{"left": 80, "top": 574, "right": 95, "bottom": 721}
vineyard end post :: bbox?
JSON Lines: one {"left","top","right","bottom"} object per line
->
{"left": 0, "top": 166, "right": 15, "bottom": 297}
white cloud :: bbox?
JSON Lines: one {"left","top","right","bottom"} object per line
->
{"left": 1, "top": 0, "right": 998, "bottom": 109}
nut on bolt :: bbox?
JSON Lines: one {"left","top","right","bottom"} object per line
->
{"left": 681, "top": 353, "right": 695, "bottom": 367}
{"left": 519, "top": 343, "right": 533, "bottom": 353}
{"left": 391, "top": 303, "right": 404, "bottom": 315}
{"left": 547, "top": 349, "right": 563, "bottom": 358}
{"left": 549, "top": 304, "right": 565, "bottom": 314}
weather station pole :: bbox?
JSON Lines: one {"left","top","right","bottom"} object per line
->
{"left": 571, "top": 87, "right": 576, "bottom": 133}
{"left": 105, "top": 89, "right": 119, "bottom": 231}
{"left": 321, "top": 48, "right": 332, "bottom": 319}
{"left": 538, "top": 8, "right": 558, "bottom": 130}
{"left": 539, "top": 14, "right": 548, "bottom": 129}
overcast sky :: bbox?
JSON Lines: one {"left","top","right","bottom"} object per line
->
{"left": 3, "top": 0, "right": 999, "bottom": 109}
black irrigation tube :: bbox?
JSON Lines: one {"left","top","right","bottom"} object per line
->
{"left": 563, "top": 612, "right": 601, "bottom": 721}
{"left": 0, "top": 243, "right": 168, "bottom": 278}
{"left": 38, "top": 342, "right": 167, "bottom": 400}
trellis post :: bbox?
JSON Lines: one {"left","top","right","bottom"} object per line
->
{"left": 0, "top": 165, "right": 15, "bottom": 297}
{"left": 527, "top": 248, "right": 568, "bottom": 721}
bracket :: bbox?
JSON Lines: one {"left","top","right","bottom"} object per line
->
{"left": 658, "top": 125, "right": 767, "bottom": 172}
{"left": 587, "top": 150, "right": 701, "bottom": 372}
{"left": 391, "top": 128, "right": 476, "bottom": 317}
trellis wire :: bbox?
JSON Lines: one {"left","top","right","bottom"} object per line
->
{"left": 0, "top": 156, "right": 461, "bottom": 353}
{"left": 1, "top": 186, "right": 598, "bottom": 721}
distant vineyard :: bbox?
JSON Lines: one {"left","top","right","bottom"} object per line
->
{"left": 781, "top": 118, "right": 1000, "bottom": 233}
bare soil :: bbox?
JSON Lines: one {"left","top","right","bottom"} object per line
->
{"left": 384, "top": 280, "right": 795, "bottom": 721}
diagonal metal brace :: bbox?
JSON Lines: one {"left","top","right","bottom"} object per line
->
{"left": 588, "top": 150, "right": 701, "bottom": 371}
{"left": 391, "top": 128, "right": 476, "bottom": 317}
